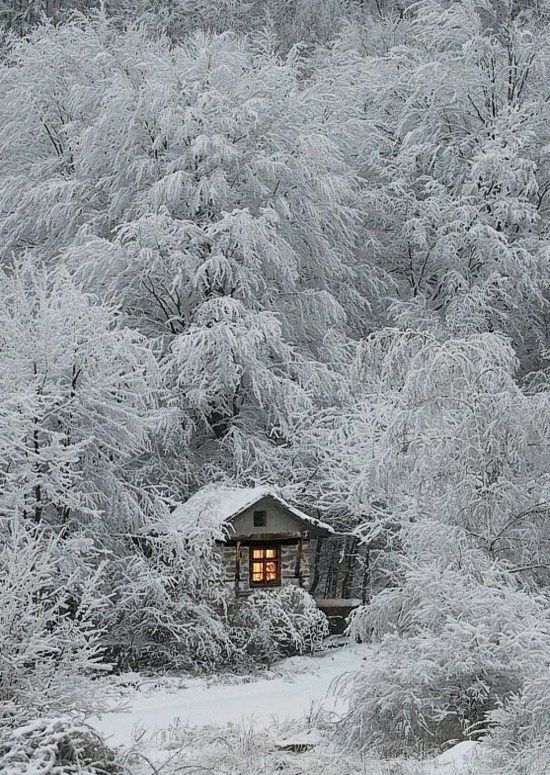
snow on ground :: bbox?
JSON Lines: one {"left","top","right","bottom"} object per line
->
{"left": 91, "top": 643, "right": 366, "bottom": 748}
{"left": 431, "top": 741, "right": 481, "bottom": 773}
{"left": 90, "top": 645, "right": 483, "bottom": 774}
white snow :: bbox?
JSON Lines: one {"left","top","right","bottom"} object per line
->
{"left": 91, "top": 646, "right": 486, "bottom": 774}
{"left": 91, "top": 644, "right": 365, "bottom": 748}
{"left": 316, "top": 597, "right": 362, "bottom": 607}
{"left": 152, "top": 483, "right": 334, "bottom": 535}
{"left": 431, "top": 741, "right": 481, "bottom": 773}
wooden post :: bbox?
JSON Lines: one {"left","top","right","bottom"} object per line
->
{"left": 235, "top": 541, "right": 241, "bottom": 598}
{"left": 295, "top": 536, "right": 304, "bottom": 586}
{"left": 309, "top": 536, "right": 323, "bottom": 594}
{"left": 341, "top": 536, "right": 358, "bottom": 599}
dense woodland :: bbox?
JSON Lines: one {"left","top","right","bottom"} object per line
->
{"left": 2, "top": 1, "right": 550, "bottom": 772}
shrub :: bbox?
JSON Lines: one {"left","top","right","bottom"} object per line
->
{"left": 132, "top": 717, "right": 380, "bottom": 775}
{"left": 100, "top": 529, "right": 235, "bottom": 672}
{"left": 231, "top": 586, "right": 329, "bottom": 664}
{"left": 340, "top": 622, "right": 545, "bottom": 756}
{"left": 485, "top": 673, "right": 550, "bottom": 774}
{"left": 341, "top": 523, "right": 550, "bottom": 756}
{"left": 0, "top": 717, "right": 127, "bottom": 775}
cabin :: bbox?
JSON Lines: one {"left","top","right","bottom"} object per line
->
{"left": 150, "top": 484, "right": 364, "bottom": 631}
{"left": 169, "top": 485, "right": 334, "bottom": 596}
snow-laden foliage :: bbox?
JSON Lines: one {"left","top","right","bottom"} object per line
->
{"left": 331, "top": 0, "right": 550, "bottom": 372}
{"left": 323, "top": 328, "right": 550, "bottom": 753}
{"left": 230, "top": 586, "right": 328, "bottom": 664}
{"left": 484, "top": 673, "right": 550, "bottom": 774}
{"left": 0, "top": 716, "right": 126, "bottom": 775}
{"left": 315, "top": 328, "right": 550, "bottom": 582}
{"left": 0, "top": 0, "right": 351, "bottom": 48}
{"left": 0, "top": 527, "right": 106, "bottom": 725}
{"left": 0, "top": 262, "right": 163, "bottom": 535}
{"left": 121, "top": 717, "right": 409, "bottom": 775}
{"left": 343, "top": 522, "right": 550, "bottom": 755}
{"left": 2, "top": 0, "right": 550, "bottom": 763}
{"left": 0, "top": 16, "right": 364, "bottom": 488}
{"left": 100, "top": 525, "right": 234, "bottom": 672}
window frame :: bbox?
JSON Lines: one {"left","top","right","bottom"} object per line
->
{"left": 249, "top": 545, "right": 281, "bottom": 587}
{"left": 253, "top": 509, "right": 267, "bottom": 527}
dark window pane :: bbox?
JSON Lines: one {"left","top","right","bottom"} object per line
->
{"left": 253, "top": 510, "right": 267, "bottom": 527}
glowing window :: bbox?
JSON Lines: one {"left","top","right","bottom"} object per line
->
{"left": 249, "top": 546, "right": 280, "bottom": 585}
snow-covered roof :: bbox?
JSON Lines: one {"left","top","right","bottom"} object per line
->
{"left": 159, "top": 484, "right": 334, "bottom": 536}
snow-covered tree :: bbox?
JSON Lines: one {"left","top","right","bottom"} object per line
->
{"left": 0, "top": 526, "right": 107, "bottom": 725}
{"left": 100, "top": 513, "right": 234, "bottom": 671}
{"left": 317, "top": 327, "right": 550, "bottom": 752}
{"left": 317, "top": 0, "right": 550, "bottom": 372}
{"left": 0, "top": 262, "right": 163, "bottom": 535}
{"left": 312, "top": 329, "right": 550, "bottom": 582}
{"left": 0, "top": 17, "right": 369, "bottom": 486}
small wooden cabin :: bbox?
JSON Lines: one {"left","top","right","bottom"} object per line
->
{"left": 172, "top": 485, "right": 334, "bottom": 597}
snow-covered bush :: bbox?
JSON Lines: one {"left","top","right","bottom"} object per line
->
{"left": 341, "top": 624, "right": 542, "bottom": 757}
{"left": 341, "top": 523, "right": 550, "bottom": 755}
{"left": 231, "top": 586, "right": 329, "bottom": 664}
{"left": 484, "top": 673, "right": 550, "bottom": 774}
{"left": 0, "top": 527, "right": 107, "bottom": 725}
{"left": 101, "top": 523, "right": 234, "bottom": 671}
{"left": 0, "top": 717, "right": 127, "bottom": 775}
{"left": 130, "top": 716, "right": 405, "bottom": 775}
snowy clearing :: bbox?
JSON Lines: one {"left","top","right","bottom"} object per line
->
{"left": 92, "top": 643, "right": 365, "bottom": 748}
{"left": 90, "top": 645, "right": 483, "bottom": 774}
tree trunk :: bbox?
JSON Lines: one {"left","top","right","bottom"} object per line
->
{"left": 361, "top": 548, "right": 371, "bottom": 605}
{"left": 235, "top": 541, "right": 241, "bottom": 597}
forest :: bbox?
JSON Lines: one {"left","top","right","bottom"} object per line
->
{"left": 1, "top": 1, "right": 550, "bottom": 773}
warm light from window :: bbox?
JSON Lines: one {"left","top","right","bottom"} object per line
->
{"left": 249, "top": 546, "right": 279, "bottom": 584}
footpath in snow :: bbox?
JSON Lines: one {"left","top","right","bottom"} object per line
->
{"left": 92, "top": 643, "right": 366, "bottom": 748}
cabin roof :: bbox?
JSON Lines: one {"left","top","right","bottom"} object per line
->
{"left": 160, "top": 484, "right": 334, "bottom": 536}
